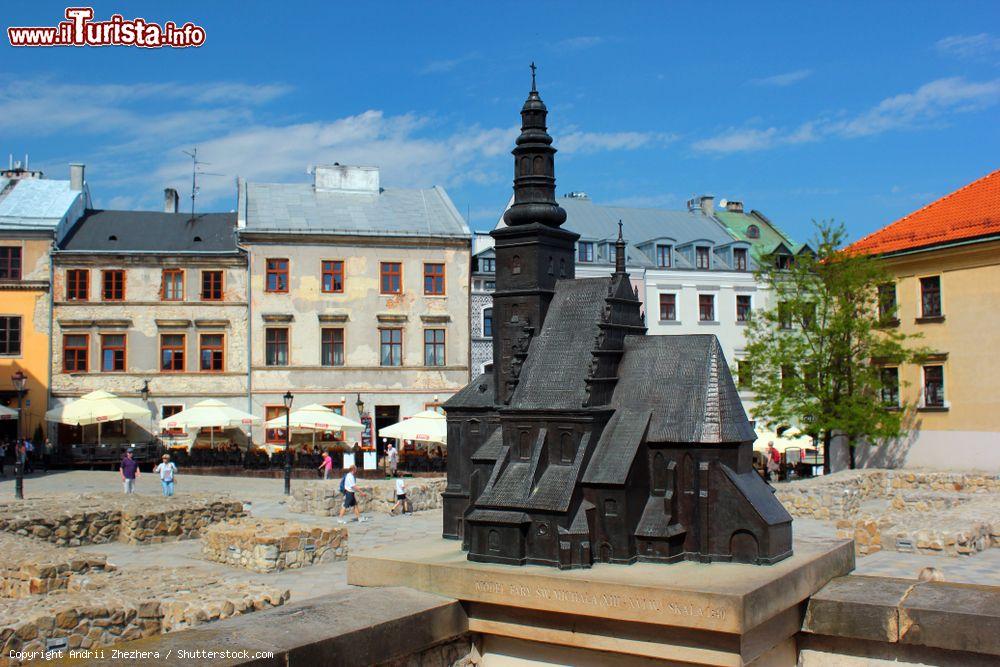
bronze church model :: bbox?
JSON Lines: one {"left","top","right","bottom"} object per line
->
{"left": 442, "top": 69, "right": 793, "bottom": 569}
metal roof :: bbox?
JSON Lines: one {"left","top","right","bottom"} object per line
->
{"left": 714, "top": 210, "right": 803, "bottom": 255}
{"left": 242, "top": 182, "right": 470, "bottom": 239}
{"left": 58, "top": 210, "right": 238, "bottom": 253}
{"left": 498, "top": 195, "right": 741, "bottom": 269}
{"left": 0, "top": 178, "right": 84, "bottom": 229}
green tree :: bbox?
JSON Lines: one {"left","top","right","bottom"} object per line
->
{"left": 743, "top": 220, "right": 925, "bottom": 472}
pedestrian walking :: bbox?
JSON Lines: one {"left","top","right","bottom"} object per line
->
{"left": 386, "top": 442, "right": 398, "bottom": 476}
{"left": 337, "top": 465, "right": 368, "bottom": 523}
{"left": 390, "top": 473, "right": 411, "bottom": 515}
{"left": 120, "top": 449, "right": 139, "bottom": 494}
{"left": 42, "top": 438, "right": 53, "bottom": 473}
{"left": 318, "top": 450, "right": 333, "bottom": 480}
{"left": 154, "top": 454, "right": 178, "bottom": 497}
{"left": 765, "top": 442, "right": 780, "bottom": 482}
{"left": 23, "top": 438, "right": 34, "bottom": 474}
{"left": 0, "top": 442, "right": 7, "bottom": 477}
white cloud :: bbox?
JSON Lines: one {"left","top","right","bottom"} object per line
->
{"left": 747, "top": 69, "right": 813, "bottom": 87}
{"left": 693, "top": 76, "right": 1000, "bottom": 153}
{"left": 552, "top": 36, "right": 605, "bottom": 52}
{"left": 935, "top": 33, "right": 1000, "bottom": 60}
{"left": 4, "top": 76, "right": 677, "bottom": 210}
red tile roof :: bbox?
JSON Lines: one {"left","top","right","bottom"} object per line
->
{"left": 848, "top": 169, "right": 1000, "bottom": 255}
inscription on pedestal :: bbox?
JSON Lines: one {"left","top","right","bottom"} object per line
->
{"left": 472, "top": 579, "right": 726, "bottom": 620}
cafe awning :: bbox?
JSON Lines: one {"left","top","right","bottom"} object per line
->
{"left": 264, "top": 403, "right": 363, "bottom": 432}
{"left": 0, "top": 404, "right": 17, "bottom": 420}
{"left": 378, "top": 409, "right": 447, "bottom": 444}
{"left": 160, "top": 399, "right": 260, "bottom": 430}
{"left": 45, "top": 390, "right": 150, "bottom": 426}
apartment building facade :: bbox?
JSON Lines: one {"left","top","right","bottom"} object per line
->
{"left": 0, "top": 162, "right": 88, "bottom": 442}
{"left": 49, "top": 193, "right": 248, "bottom": 450}
{"left": 237, "top": 165, "right": 471, "bottom": 451}
{"left": 846, "top": 169, "right": 1000, "bottom": 470}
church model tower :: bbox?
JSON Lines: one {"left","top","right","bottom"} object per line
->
{"left": 442, "top": 68, "right": 793, "bottom": 569}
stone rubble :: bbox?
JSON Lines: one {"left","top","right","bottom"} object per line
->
{"left": 0, "top": 567, "right": 288, "bottom": 666}
{"left": 201, "top": 518, "right": 347, "bottom": 572}
{"left": 288, "top": 478, "right": 446, "bottom": 517}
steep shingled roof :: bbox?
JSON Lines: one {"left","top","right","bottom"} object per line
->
{"left": 847, "top": 169, "right": 1000, "bottom": 255}
{"left": 510, "top": 277, "right": 611, "bottom": 410}
{"left": 611, "top": 335, "right": 755, "bottom": 444}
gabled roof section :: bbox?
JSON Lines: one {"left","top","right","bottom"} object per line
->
{"left": 471, "top": 428, "right": 503, "bottom": 461}
{"left": 510, "top": 277, "right": 611, "bottom": 410}
{"left": 713, "top": 210, "right": 803, "bottom": 255}
{"left": 846, "top": 169, "right": 1000, "bottom": 256}
{"left": 444, "top": 372, "right": 494, "bottom": 410}
{"left": 582, "top": 408, "right": 651, "bottom": 485}
{"left": 58, "top": 210, "right": 238, "bottom": 253}
{"left": 242, "top": 181, "right": 470, "bottom": 239}
{"left": 612, "top": 335, "right": 754, "bottom": 444}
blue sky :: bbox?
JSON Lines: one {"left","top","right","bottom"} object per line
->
{"left": 3, "top": 1, "right": 999, "bottom": 243}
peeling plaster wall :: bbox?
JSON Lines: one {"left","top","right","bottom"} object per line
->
{"left": 245, "top": 237, "right": 470, "bottom": 442}
{"left": 50, "top": 254, "right": 248, "bottom": 442}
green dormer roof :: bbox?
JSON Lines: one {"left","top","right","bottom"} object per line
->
{"left": 714, "top": 210, "right": 808, "bottom": 256}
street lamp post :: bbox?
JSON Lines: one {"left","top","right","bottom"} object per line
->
{"left": 283, "top": 391, "right": 294, "bottom": 495}
{"left": 11, "top": 371, "right": 27, "bottom": 500}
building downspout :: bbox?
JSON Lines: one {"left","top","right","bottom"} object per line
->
{"left": 238, "top": 240, "right": 252, "bottom": 442}
{"left": 46, "top": 241, "right": 56, "bottom": 444}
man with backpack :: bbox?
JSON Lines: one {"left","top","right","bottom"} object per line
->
{"left": 337, "top": 465, "right": 368, "bottom": 523}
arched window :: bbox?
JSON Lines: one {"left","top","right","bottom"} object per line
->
{"left": 747, "top": 225, "right": 760, "bottom": 239}
{"left": 652, "top": 452, "right": 666, "bottom": 493}
{"left": 533, "top": 155, "right": 544, "bottom": 175}
{"left": 519, "top": 156, "right": 531, "bottom": 175}
{"left": 518, "top": 431, "right": 531, "bottom": 459}
{"left": 512, "top": 255, "right": 521, "bottom": 275}
{"left": 560, "top": 432, "right": 573, "bottom": 463}
{"left": 488, "top": 529, "right": 501, "bottom": 552}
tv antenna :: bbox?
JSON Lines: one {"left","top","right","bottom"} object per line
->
{"left": 181, "top": 147, "right": 222, "bottom": 218}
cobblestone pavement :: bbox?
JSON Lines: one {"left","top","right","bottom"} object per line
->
{"left": 0, "top": 470, "right": 995, "bottom": 595}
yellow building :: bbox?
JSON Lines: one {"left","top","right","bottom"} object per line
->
{"left": 0, "top": 164, "right": 88, "bottom": 443}
{"left": 847, "top": 169, "right": 1000, "bottom": 469}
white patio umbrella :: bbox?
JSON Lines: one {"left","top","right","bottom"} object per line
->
{"left": 264, "top": 403, "right": 363, "bottom": 450}
{"left": 378, "top": 409, "right": 447, "bottom": 444}
{"left": 753, "top": 426, "right": 813, "bottom": 454}
{"left": 0, "top": 404, "right": 17, "bottom": 421}
{"left": 160, "top": 399, "right": 260, "bottom": 449}
{"left": 45, "top": 390, "right": 151, "bottom": 444}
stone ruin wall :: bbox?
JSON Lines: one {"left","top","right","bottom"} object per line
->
{"left": 775, "top": 470, "right": 1000, "bottom": 557}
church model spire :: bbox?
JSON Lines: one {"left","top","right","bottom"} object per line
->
{"left": 502, "top": 63, "right": 567, "bottom": 228}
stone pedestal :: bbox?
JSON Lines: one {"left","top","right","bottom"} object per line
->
{"left": 348, "top": 535, "right": 854, "bottom": 666}
{"left": 201, "top": 518, "right": 347, "bottom": 572}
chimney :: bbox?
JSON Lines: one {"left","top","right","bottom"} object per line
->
{"left": 69, "top": 163, "right": 85, "bottom": 191}
{"left": 726, "top": 200, "right": 744, "bottom": 213}
{"left": 164, "top": 188, "right": 180, "bottom": 214}
{"left": 699, "top": 195, "right": 715, "bottom": 216}
{"left": 313, "top": 164, "right": 380, "bottom": 193}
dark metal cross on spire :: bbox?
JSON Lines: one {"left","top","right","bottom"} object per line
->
{"left": 530, "top": 62, "right": 537, "bottom": 91}
{"left": 618, "top": 220, "right": 623, "bottom": 240}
